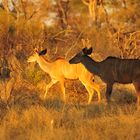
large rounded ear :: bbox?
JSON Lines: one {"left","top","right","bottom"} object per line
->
{"left": 39, "top": 49, "right": 47, "bottom": 56}
{"left": 82, "top": 47, "right": 93, "bottom": 55}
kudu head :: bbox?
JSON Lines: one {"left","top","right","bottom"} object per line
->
{"left": 27, "top": 48, "right": 47, "bottom": 63}
{"left": 69, "top": 47, "right": 93, "bottom": 64}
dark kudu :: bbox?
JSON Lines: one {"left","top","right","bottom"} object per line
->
{"left": 69, "top": 47, "right": 140, "bottom": 106}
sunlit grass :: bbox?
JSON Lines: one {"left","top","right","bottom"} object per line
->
{"left": 0, "top": 85, "right": 139, "bottom": 140}
{"left": 0, "top": 1, "right": 139, "bottom": 139}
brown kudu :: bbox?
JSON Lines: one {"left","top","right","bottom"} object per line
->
{"left": 69, "top": 47, "right": 140, "bottom": 107}
{"left": 27, "top": 48, "right": 100, "bottom": 104}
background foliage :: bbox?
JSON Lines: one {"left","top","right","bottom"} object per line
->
{"left": 0, "top": 0, "right": 140, "bottom": 139}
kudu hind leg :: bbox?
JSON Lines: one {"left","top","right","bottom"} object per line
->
{"left": 87, "top": 81, "right": 101, "bottom": 103}
{"left": 81, "top": 80, "right": 101, "bottom": 104}
{"left": 80, "top": 80, "right": 93, "bottom": 104}
{"left": 85, "top": 85, "right": 94, "bottom": 104}
{"left": 137, "top": 92, "right": 140, "bottom": 107}
{"left": 133, "top": 81, "right": 140, "bottom": 107}
{"left": 92, "top": 83, "right": 101, "bottom": 102}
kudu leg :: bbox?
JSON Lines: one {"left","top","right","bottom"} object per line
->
{"left": 44, "top": 79, "right": 57, "bottom": 99}
{"left": 133, "top": 81, "right": 140, "bottom": 107}
{"left": 106, "top": 83, "right": 113, "bottom": 103}
{"left": 80, "top": 80, "right": 94, "bottom": 104}
{"left": 85, "top": 85, "right": 94, "bottom": 104}
{"left": 137, "top": 93, "right": 140, "bottom": 107}
{"left": 81, "top": 80, "right": 100, "bottom": 104}
{"left": 88, "top": 81, "right": 101, "bottom": 103}
{"left": 91, "top": 83, "right": 101, "bottom": 103}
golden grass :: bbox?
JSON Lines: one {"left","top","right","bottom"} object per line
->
{"left": 0, "top": 1, "right": 140, "bottom": 139}
{"left": 0, "top": 86, "right": 140, "bottom": 140}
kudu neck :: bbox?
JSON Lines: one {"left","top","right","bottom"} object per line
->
{"left": 81, "top": 55, "right": 100, "bottom": 75}
{"left": 36, "top": 55, "right": 52, "bottom": 72}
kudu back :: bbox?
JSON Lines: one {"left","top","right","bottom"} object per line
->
{"left": 69, "top": 47, "right": 140, "bottom": 106}
{"left": 27, "top": 48, "right": 101, "bottom": 104}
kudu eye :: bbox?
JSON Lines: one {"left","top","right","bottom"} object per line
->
{"left": 39, "top": 49, "right": 47, "bottom": 56}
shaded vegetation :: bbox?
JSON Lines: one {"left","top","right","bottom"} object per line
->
{"left": 0, "top": 0, "right": 140, "bottom": 139}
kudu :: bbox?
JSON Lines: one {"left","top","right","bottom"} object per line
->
{"left": 27, "top": 48, "right": 100, "bottom": 104}
{"left": 69, "top": 47, "right": 140, "bottom": 106}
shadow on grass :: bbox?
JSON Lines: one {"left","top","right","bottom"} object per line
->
{"left": 7, "top": 89, "right": 43, "bottom": 110}
{"left": 0, "top": 87, "right": 138, "bottom": 121}
{"left": 43, "top": 98, "right": 64, "bottom": 111}
{"left": 113, "top": 89, "right": 137, "bottom": 105}
{"left": 0, "top": 99, "right": 8, "bottom": 120}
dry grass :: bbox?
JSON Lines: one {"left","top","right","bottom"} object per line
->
{"left": 0, "top": 85, "right": 140, "bottom": 140}
{"left": 0, "top": 1, "right": 140, "bottom": 139}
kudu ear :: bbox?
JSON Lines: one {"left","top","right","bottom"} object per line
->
{"left": 82, "top": 47, "right": 93, "bottom": 55}
{"left": 39, "top": 49, "right": 47, "bottom": 56}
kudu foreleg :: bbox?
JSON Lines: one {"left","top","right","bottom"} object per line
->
{"left": 133, "top": 80, "right": 140, "bottom": 108}
{"left": 135, "top": 90, "right": 140, "bottom": 109}
{"left": 106, "top": 83, "right": 113, "bottom": 103}
{"left": 44, "top": 79, "right": 57, "bottom": 99}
